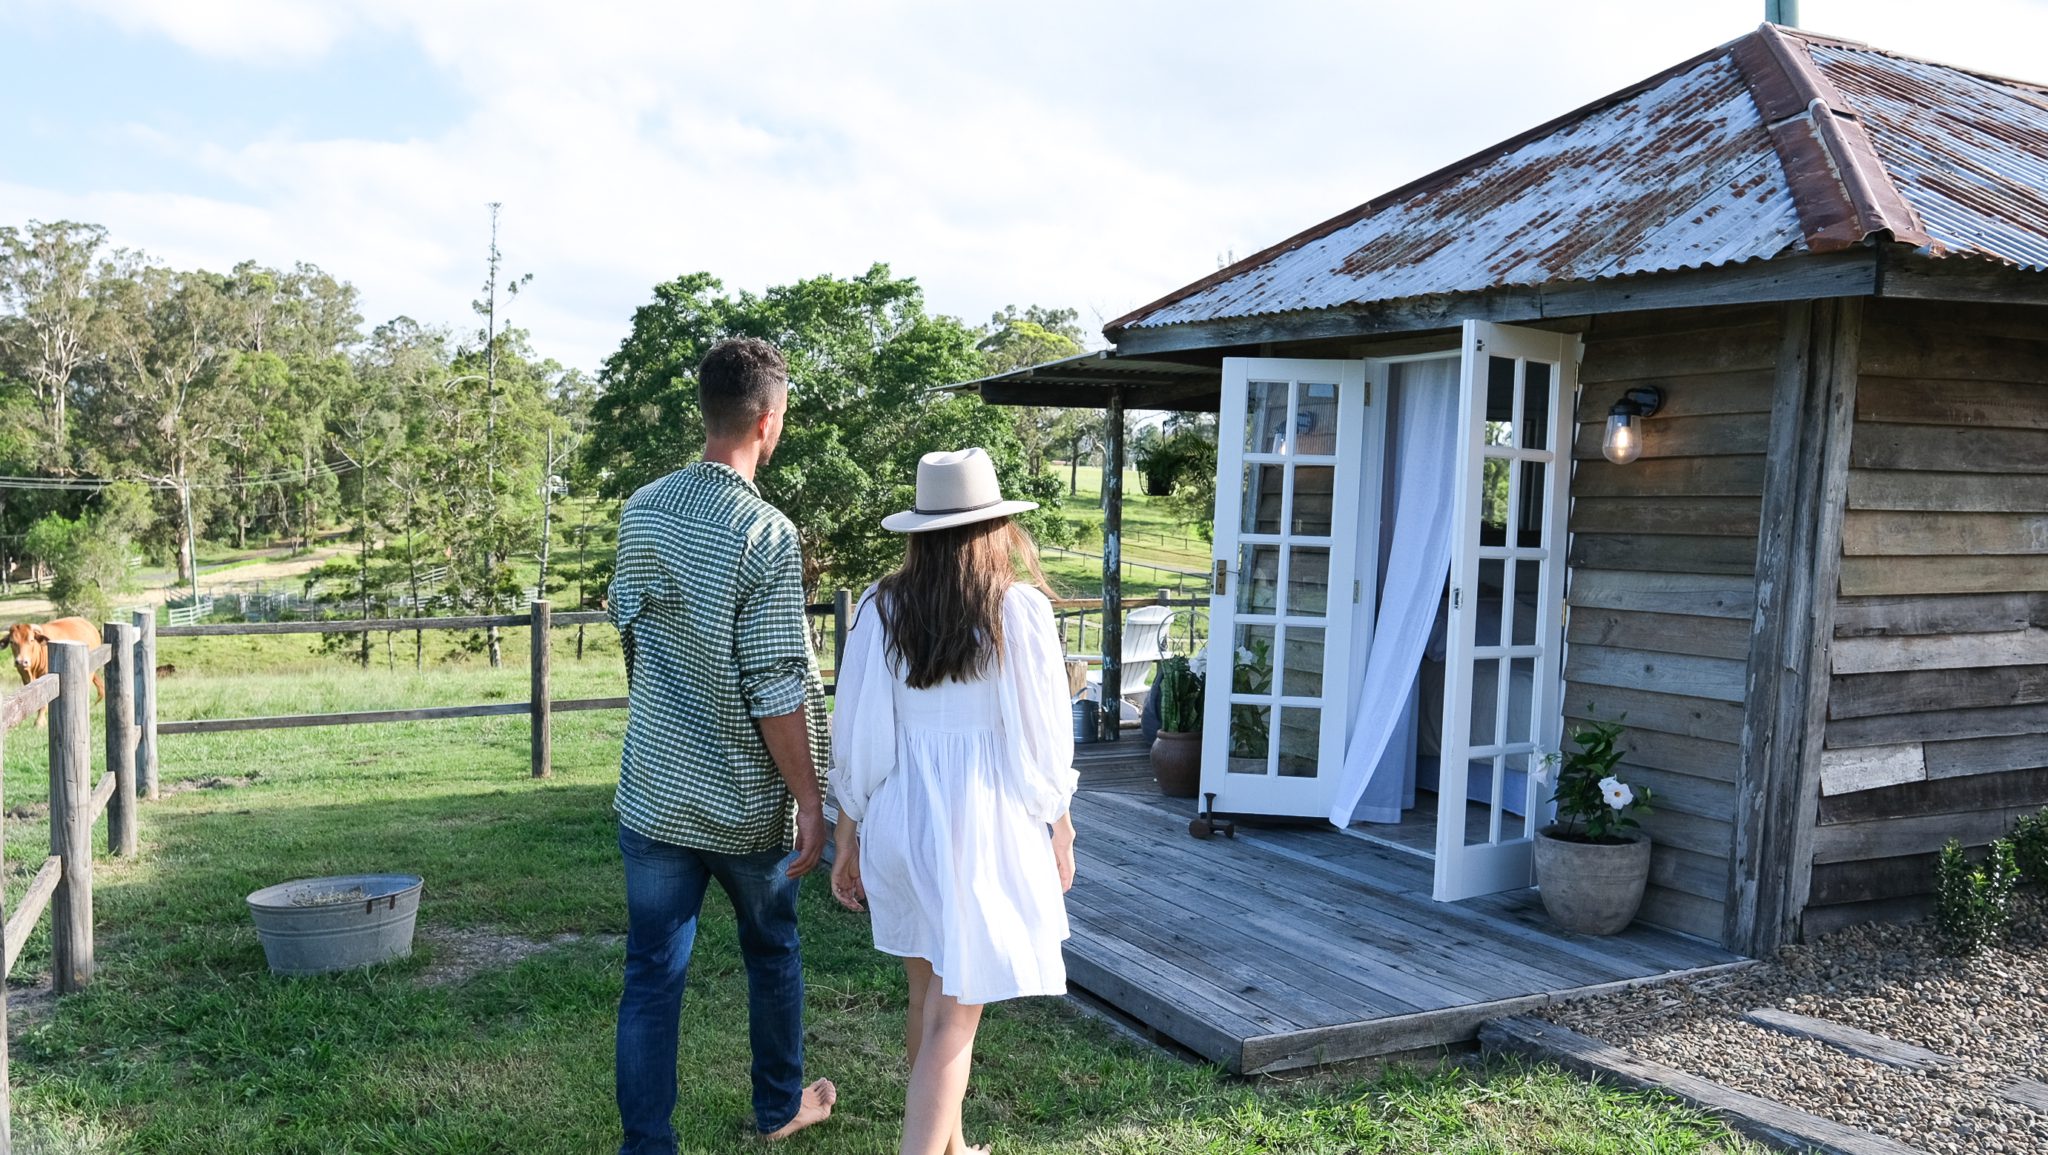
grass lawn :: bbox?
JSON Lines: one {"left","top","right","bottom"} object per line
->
{"left": 1041, "top": 466, "right": 1211, "bottom": 606}
{"left": 0, "top": 642, "right": 1763, "bottom": 1153}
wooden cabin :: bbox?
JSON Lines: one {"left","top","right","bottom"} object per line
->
{"left": 969, "top": 23, "right": 2048, "bottom": 959}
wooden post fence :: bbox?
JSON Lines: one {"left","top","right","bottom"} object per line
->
{"left": 0, "top": 625, "right": 145, "bottom": 1154}
{"left": 105, "top": 621, "right": 139, "bottom": 857}
{"left": 47, "top": 641, "right": 94, "bottom": 995}
{"left": 833, "top": 588, "right": 852, "bottom": 678}
{"left": 133, "top": 609, "right": 159, "bottom": 800}
{"left": 530, "top": 600, "right": 552, "bottom": 779}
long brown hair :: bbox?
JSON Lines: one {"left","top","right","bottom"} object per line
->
{"left": 874, "top": 516, "right": 1054, "bottom": 689}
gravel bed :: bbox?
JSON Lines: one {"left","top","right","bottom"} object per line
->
{"left": 1542, "top": 894, "right": 2048, "bottom": 1155}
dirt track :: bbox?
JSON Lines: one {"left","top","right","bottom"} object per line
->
{"left": 0, "top": 545, "right": 349, "bottom": 620}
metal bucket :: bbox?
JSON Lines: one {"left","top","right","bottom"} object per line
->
{"left": 1072, "top": 699, "right": 1098, "bottom": 744}
{"left": 246, "top": 874, "right": 422, "bottom": 976}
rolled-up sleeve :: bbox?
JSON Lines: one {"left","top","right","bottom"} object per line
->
{"left": 736, "top": 529, "right": 813, "bottom": 720}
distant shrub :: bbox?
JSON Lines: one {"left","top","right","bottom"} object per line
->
{"left": 2011, "top": 808, "right": 2048, "bottom": 888}
{"left": 1934, "top": 838, "right": 2018, "bottom": 956}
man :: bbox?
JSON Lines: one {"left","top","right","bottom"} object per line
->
{"left": 608, "top": 337, "right": 836, "bottom": 1151}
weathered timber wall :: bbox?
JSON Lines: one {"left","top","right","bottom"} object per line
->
{"left": 1807, "top": 299, "right": 2048, "bottom": 936}
{"left": 1564, "top": 304, "right": 1779, "bottom": 942}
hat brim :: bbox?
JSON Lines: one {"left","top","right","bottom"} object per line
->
{"left": 881, "top": 499, "right": 1038, "bottom": 534}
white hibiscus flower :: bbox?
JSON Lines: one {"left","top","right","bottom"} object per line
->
{"left": 1599, "top": 776, "right": 1634, "bottom": 810}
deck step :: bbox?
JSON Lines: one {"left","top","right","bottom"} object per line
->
{"left": 1480, "top": 1015, "right": 1931, "bottom": 1155}
{"left": 1740, "top": 1007, "right": 1958, "bottom": 1072}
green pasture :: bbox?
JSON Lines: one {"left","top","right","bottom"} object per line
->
{"left": 0, "top": 639, "right": 1764, "bottom": 1153}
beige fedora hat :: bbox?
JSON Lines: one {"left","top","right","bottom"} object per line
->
{"left": 882, "top": 448, "right": 1038, "bottom": 533}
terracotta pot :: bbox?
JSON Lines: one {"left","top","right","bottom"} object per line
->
{"left": 1150, "top": 730, "right": 1202, "bottom": 798}
{"left": 1533, "top": 828, "right": 1651, "bottom": 935}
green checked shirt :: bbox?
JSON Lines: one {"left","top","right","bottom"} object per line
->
{"left": 608, "top": 461, "right": 829, "bottom": 855}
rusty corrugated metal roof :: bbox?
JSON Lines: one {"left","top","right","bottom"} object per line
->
{"left": 1113, "top": 24, "right": 2048, "bottom": 334}
{"left": 1808, "top": 40, "right": 2048, "bottom": 271}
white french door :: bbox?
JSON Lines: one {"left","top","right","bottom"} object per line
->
{"left": 1433, "top": 321, "right": 1578, "bottom": 901}
{"left": 1202, "top": 359, "right": 1377, "bottom": 818}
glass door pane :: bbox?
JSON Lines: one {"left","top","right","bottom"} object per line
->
{"left": 1202, "top": 359, "right": 1377, "bottom": 818}
{"left": 1433, "top": 323, "right": 1575, "bottom": 901}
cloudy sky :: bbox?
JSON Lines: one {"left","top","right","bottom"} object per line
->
{"left": 5, "top": 0, "right": 2045, "bottom": 373}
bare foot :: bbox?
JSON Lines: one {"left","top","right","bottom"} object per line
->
{"left": 761, "top": 1078, "right": 836, "bottom": 1141}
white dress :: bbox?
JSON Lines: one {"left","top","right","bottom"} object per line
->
{"left": 829, "top": 583, "right": 1078, "bottom": 1005}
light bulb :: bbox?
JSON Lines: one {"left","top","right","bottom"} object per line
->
{"left": 1602, "top": 412, "right": 1641, "bottom": 465}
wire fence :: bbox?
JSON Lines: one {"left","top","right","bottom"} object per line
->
{"left": 1042, "top": 544, "right": 1212, "bottom": 596}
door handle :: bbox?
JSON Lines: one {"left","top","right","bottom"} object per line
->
{"left": 1213, "top": 559, "right": 1229, "bottom": 596}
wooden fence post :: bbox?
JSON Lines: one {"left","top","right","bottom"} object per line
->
{"left": 530, "top": 600, "right": 552, "bottom": 779}
{"left": 47, "top": 640, "right": 92, "bottom": 994}
{"left": 104, "top": 621, "right": 138, "bottom": 857}
{"left": 833, "top": 589, "right": 851, "bottom": 680}
{"left": 133, "top": 609, "right": 158, "bottom": 800}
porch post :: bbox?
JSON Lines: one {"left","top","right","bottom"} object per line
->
{"left": 1100, "top": 388, "right": 1125, "bottom": 741}
{"left": 1726, "top": 297, "right": 1859, "bottom": 955}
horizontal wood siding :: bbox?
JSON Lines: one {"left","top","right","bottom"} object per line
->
{"left": 1809, "top": 300, "right": 2048, "bottom": 932}
{"left": 1566, "top": 307, "right": 1777, "bottom": 942}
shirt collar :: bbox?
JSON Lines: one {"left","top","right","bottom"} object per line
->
{"left": 692, "top": 459, "right": 761, "bottom": 497}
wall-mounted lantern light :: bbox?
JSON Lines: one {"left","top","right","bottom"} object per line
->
{"left": 1601, "top": 386, "right": 1664, "bottom": 465}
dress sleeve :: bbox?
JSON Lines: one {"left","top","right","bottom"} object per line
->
{"left": 996, "top": 585, "right": 1079, "bottom": 824}
{"left": 828, "top": 586, "right": 895, "bottom": 823}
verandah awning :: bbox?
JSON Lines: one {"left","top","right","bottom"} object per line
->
{"left": 945, "top": 350, "right": 1220, "bottom": 412}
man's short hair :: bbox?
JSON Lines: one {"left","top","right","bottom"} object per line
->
{"left": 697, "top": 338, "right": 788, "bottom": 438}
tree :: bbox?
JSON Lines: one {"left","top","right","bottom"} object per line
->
{"left": 1159, "top": 413, "right": 1220, "bottom": 541}
{"left": 23, "top": 480, "right": 152, "bottom": 619}
{"left": 0, "top": 221, "right": 121, "bottom": 463}
{"left": 87, "top": 265, "right": 247, "bottom": 589}
{"left": 979, "top": 305, "right": 1088, "bottom": 477}
{"left": 586, "top": 266, "right": 1073, "bottom": 594}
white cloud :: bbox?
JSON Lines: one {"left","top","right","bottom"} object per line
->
{"left": 65, "top": 0, "right": 362, "bottom": 62}
{"left": 7, "top": 0, "right": 2047, "bottom": 372}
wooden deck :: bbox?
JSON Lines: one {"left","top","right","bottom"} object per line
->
{"left": 1062, "top": 742, "right": 1748, "bottom": 1073}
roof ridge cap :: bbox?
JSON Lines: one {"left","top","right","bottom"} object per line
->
{"left": 1729, "top": 23, "right": 1934, "bottom": 254}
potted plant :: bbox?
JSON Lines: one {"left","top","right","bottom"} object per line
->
{"left": 1150, "top": 654, "right": 1203, "bottom": 798}
{"left": 1532, "top": 719, "right": 1656, "bottom": 935}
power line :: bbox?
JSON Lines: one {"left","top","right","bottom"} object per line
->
{"left": 0, "top": 460, "right": 359, "bottom": 493}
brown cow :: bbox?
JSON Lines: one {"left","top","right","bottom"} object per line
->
{"left": 7, "top": 618, "right": 105, "bottom": 727}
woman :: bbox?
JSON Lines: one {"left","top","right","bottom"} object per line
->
{"left": 829, "top": 448, "right": 1078, "bottom": 1155}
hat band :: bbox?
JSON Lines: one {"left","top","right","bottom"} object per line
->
{"left": 912, "top": 496, "right": 1006, "bottom": 516}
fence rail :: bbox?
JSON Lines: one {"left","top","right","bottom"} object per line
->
{"left": 152, "top": 602, "right": 846, "bottom": 777}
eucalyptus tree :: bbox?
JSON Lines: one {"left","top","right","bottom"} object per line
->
{"left": 87, "top": 264, "right": 246, "bottom": 590}
{"left": 0, "top": 220, "right": 122, "bottom": 463}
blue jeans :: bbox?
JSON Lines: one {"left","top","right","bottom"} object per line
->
{"left": 615, "top": 825, "right": 805, "bottom": 1153}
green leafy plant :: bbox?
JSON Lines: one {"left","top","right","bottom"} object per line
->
{"left": 1538, "top": 718, "right": 1654, "bottom": 844}
{"left": 2010, "top": 808, "right": 2048, "bottom": 888}
{"left": 1154, "top": 655, "right": 1204, "bottom": 734}
{"left": 1227, "top": 637, "right": 1272, "bottom": 759}
{"left": 1934, "top": 837, "right": 2019, "bottom": 956}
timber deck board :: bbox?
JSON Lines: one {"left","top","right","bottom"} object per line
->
{"left": 1062, "top": 750, "right": 1745, "bottom": 1073}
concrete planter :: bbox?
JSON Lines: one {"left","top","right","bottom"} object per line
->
{"left": 1150, "top": 730, "right": 1202, "bottom": 798}
{"left": 247, "top": 873, "right": 422, "bottom": 976}
{"left": 1533, "top": 829, "right": 1650, "bottom": 936}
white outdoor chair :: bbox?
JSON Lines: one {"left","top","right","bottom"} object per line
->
{"left": 1082, "top": 605, "right": 1181, "bottom": 724}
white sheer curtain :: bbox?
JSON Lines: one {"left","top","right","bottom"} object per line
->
{"left": 1328, "top": 358, "right": 1459, "bottom": 826}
